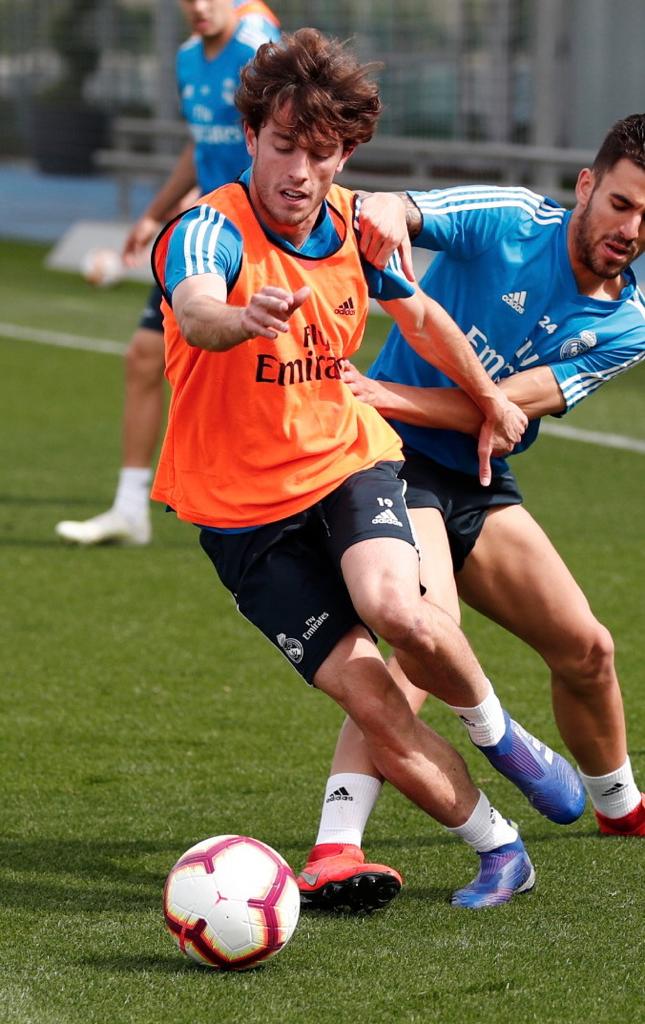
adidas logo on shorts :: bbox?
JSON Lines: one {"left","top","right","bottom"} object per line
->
{"left": 372, "top": 507, "right": 403, "bottom": 527}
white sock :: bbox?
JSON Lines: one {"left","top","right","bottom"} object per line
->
{"left": 579, "top": 758, "right": 641, "bottom": 818}
{"left": 315, "top": 773, "right": 383, "bottom": 848}
{"left": 448, "top": 683, "right": 506, "bottom": 746}
{"left": 447, "top": 791, "right": 518, "bottom": 852}
{"left": 113, "top": 467, "right": 152, "bottom": 523}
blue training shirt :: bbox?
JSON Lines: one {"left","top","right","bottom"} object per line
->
{"left": 176, "top": 4, "right": 280, "bottom": 193}
{"left": 369, "top": 185, "right": 645, "bottom": 477}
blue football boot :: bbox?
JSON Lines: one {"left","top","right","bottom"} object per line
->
{"left": 476, "top": 712, "right": 586, "bottom": 824}
{"left": 451, "top": 837, "right": 535, "bottom": 909}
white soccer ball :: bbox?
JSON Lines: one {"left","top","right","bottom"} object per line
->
{"left": 80, "top": 247, "right": 124, "bottom": 288}
{"left": 163, "top": 834, "right": 301, "bottom": 970}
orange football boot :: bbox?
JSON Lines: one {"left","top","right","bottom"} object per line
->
{"left": 297, "top": 843, "right": 402, "bottom": 911}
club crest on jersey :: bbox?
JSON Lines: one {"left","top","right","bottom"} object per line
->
{"left": 560, "top": 330, "right": 597, "bottom": 359}
{"left": 277, "top": 633, "right": 304, "bottom": 663}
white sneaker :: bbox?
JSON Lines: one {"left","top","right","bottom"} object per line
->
{"left": 55, "top": 508, "right": 151, "bottom": 546}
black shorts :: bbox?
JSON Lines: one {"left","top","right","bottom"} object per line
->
{"left": 138, "top": 283, "right": 164, "bottom": 332}
{"left": 199, "top": 461, "right": 417, "bottom": 685}
{"left": 401, "top": 447, "right": 523, "bottom": 572}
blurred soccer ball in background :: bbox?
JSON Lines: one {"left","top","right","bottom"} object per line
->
{"left": 80, "top": 247, "right": 124, "bottom": 287}
{"left": 163, "top": 834, "right": 301, "bottom": 970}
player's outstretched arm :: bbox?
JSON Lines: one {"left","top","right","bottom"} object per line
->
{"left": 172, "top": 274, "right": 310, "bottom": 352}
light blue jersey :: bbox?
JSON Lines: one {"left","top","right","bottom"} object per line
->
{"left": 164, "top": 171, "right": 415, "bottom": 302}
{"left": 369, "top": 185, "right": 645, "bottom": 476}
{"left": 176, "top": 4, "right": 280, "bottom": 193}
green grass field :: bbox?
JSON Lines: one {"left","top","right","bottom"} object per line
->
{"left": 1, "top": 240, "right": 643, "bottom": 1024}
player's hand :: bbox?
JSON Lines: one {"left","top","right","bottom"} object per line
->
{"left": 240, "top": 286, "right": 310, "bottom": 340}
{"left": 122, "top": 215, "right": 161, "bottom": 266}
{"left": 476, "top": 395, "right": 528, "bottom": 486}
{"left": 339, "top": 361, "right": 387, "bottom": 408}
{"left": 358, "top": 193, "right": 415, "bottom": 281}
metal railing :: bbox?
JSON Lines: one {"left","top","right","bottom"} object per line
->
{"left": 97, "top": 116, "right": 593, "bottom": 217}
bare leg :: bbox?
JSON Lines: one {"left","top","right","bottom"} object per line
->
{"left": 330, "top": 508, "right": 457, "bottom": 778}
{"left": 457, "top": 504, "right": 627, "bottom": 775}
{"left": 121, "top": 326, "right": 166, "bottom": 467}
{"left": 299, "top": 534, "right": 541, "bottom": 910}
{"left": 341, "top": 536, "right": 488, "bottom": 707}
{"left": 306, "top": 624, "right": 532, "bottom": 911}
{"left": 54, "top": 325, "right": 165, "bottom": 545}
{"left": 314, "top": 626, "right": 479, "bottom": 828}
{"left": 318, "top": 511, "right": 585, "bottom": 839}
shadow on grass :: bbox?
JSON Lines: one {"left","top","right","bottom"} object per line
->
{"left": 0, "top": 837, "right": 225, "bottom": 913}
{"left": 77, "top": 953, "right": 208, "bottom": 975}
{"left": 353, "top": 826, "right": 597, "bottom": 851}
{"left": 299, "top": 883, "right": 451, "bottom": 915}
{"left": 347, "top": 832, "right": 456, "bottom": 854}
{"left": 0, "top": 821, "right": 611, "bottom": 916}
{"left": 1, "top": 834, "right": 457, "bottom": 918}
{"left": 513, "top": 822, "right": 605, "bottom": 842}
{"left": 79, "top": 953, "right": 271, "bottom": 976}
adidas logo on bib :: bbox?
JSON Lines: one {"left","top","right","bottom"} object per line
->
{"left": 335, "top": 296, "right": 356, "bottom": 315}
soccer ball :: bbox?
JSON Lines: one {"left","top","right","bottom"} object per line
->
{"left": 80, "top": 247, "right": 124, "bottom": 288}
{"left": 163, "top": 834, "right": 300, "bottom": 970}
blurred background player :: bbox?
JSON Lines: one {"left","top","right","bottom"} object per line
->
{"left": 55, "top": 0, "right": 280, "bottom": 546}
{"left": 297, "top": 113, "right": 645, "bottom": 911}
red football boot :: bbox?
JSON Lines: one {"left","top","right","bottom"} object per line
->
{"left": 297, "top": 843, "right": 402, "bottom": 911}
{"left": 595, "top": 794, "right": 645, "bottom": 836}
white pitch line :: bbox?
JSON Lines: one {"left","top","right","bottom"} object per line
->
{"left": 0, "top": 321, "right": 126, "bottom": 355}
{"left": 3, "top": 321, "right": 645, "bottom": 455}
{"left": 540, "top": 421, "right": 645, "bottom": 455}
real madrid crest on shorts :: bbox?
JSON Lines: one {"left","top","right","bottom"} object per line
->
{"left": 560, "top": 330, "right": 597, "bottom": 359}
{"left": 277, "top": 632, "right": 304, "bottom": 663}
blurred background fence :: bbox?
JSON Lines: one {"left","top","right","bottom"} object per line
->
{"left": 0, "top": 0, "right": 643, "bottom": 199}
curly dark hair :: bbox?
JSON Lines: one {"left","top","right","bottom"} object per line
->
{"left": 593, "top": 113, "right": 645, "bottom": 179}
{"left": 235, "top": 27, "right": 382, "bottom": 152}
